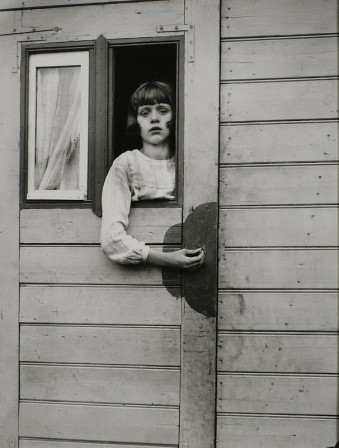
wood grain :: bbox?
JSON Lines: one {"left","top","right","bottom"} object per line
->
{"left": 220, "top": 122, "right": 338, "bottom": 164}
{"left": 180, "top": 0, "right": 220, "bottom": 447}
{"left": 219, "top": 249, "right": 338, "bottom": 289}
{"left": 221, "top": 0, "right": 338, "bottom": 38}
{"left": 0, "top": 11, "right": 15, "bottom": 33}
{"left": 12, "top": 0, "right": 184, "bottom": 41}
{"left": 20, "top": 208, "right": 182, "bottom": 244}
{"left": 219, "top": 208, "right": 338, "bottom": 247}
{"left": 0, "top": 35, "right": 19, "bottom": 447}
{"left": 217, "top": 374, "right": 337, "bottom": 415}
{"left": 220, "top": 80, "right": 338, "bottom": 122}
{"left": 20, "top": 441, "right": 172, "bottom": 448}
{"left": 0, "top": 0, "right": 164, "bottom": 9}
{"left": 221, "top": 37, "right": 338, "bottom": 80}
{"left": 20, "top": 286, "right": 181, "bottom": 325}
{"left": 20, "top": 364, "right": 180, "bottom": 405}
{"left": 218, "top": 292, "right": 339, "bottom": 331}
{"left": 217, "top": 333, "right": 337, "bottom": 373}
{"left": 20, "top": 246, "right": 180, "bottom": 285}
{"left": 20, "top": 326, "right": 180, "bottom": 366}
{"left": 217, "top": 415, "right": 337, "bottom": 448}
{"left": 19, "top": 402, "right": 179, "bottom": 445}
{"left": 220, "top": 165, "right": 338, "bottom": 206}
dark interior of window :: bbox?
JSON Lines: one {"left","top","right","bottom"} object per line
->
{"left": 112, "top": 43, "right": 177, "bottom": 159}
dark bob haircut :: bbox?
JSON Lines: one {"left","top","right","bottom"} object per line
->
{"left": 126, "top": 81, "right": 175, "bottom": 146}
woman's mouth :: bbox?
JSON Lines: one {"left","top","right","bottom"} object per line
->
{"left": 150, "top": 127, "right": 162, "bottom": 132}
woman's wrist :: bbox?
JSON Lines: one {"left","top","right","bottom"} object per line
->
{"left": 146, "top": 249, "right": 172, "bottom": 267}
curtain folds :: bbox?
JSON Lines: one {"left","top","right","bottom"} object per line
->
{"left": 35, "top": 66, "right": 81, "bottom": 191}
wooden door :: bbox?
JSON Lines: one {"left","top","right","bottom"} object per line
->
{"left": 0, "top": 1, "right": 220, "bottom": 447}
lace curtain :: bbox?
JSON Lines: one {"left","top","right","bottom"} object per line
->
{"left": 35, "top": 66, "right": 81, "bottom": 191}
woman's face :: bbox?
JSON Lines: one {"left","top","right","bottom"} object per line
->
{"left": 137, "top": 103, "right": 173, "bottom": 146}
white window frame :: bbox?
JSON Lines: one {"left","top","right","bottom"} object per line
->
{"left": 27, "top": 51, "right": 89, "bottom": 200}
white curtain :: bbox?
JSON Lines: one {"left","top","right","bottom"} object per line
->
{"left": 35, "top": 66, "right": 81, "bottom": 190}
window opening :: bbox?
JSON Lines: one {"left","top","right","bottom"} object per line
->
{"left": 112, "top": 44, "right": 177, "bottom": 159}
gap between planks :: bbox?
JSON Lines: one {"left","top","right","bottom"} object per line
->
{"left": 217, "top": 372, "right": 338, "bottom": 378}
{"left": 20, "top": 284, "right": 182, "bottom": 289}
{"left": 0, "top": 0, "right": 161, "bottom": 11}
{"left": 19, "top": 399, "right": 179, "bottom": 410}
{"left": 18, "top": 437, "right": 178, "bottom": 448}
{"left": 220, "top": 33, "right": 339, "bottom": 42}
{"left": 19, "top": 323, "right": 181, "bottom": 329}
{"left": 220, "top": 118, "right": 339, "bottom": 126}
{"left": 218, "top": 288, "right": 339, "bottom": 293}
{"left": 20, "top": 282, "right": 180, "bottom": 290}
{"left": 218, "top": 204, "right": 339, "bottom": 209}
{"left": 220, "top": 76, "right": 339, "bottom": 84}
{"left": 218, "top": 330, "right": 339, "bottom": 335}
{"left": 20, "top": 362, "right": 180, "bottom": 370}
{"left": 220, "top": 247, "right": 339, "bottom": 251}
{"left": 219, "top": 161, "right": 339, "bottom": 167}
{"left": 19, "top": 243, "right": 181, "bottom": 248}
{"left": 217, "top": 412, "right": 339, "bottom": 419}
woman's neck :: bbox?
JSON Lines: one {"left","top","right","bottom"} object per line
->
{"left": 140, "top": 142, "right": 171, "bottom": 160}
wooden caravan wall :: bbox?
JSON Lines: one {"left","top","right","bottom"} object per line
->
{"left": 17, "top": 1, "right": 184, "bottom": 447}
{"left": 217, "top": 0, "right": 338, "bottom": 447}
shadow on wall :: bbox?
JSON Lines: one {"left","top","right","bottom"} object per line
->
{"left": 162, "top": 202, "right": 218, "bottom": 319}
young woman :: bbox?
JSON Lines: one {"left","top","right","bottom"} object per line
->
{"left": 100, "top": 81, "right": 204, "bottom": 270}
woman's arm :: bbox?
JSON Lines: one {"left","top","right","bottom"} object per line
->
{"left": 101, "top": 155, "right": 205, "bottom": 270}
{"left": 147, "top": 247, "right": 205, "bottom": 271}
{"left": 100, "top": 157, "right": 150, "bottom": 264}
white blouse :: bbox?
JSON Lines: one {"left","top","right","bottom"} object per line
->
{"left": 100, "top": 149, "right": 175, "bottom": 264}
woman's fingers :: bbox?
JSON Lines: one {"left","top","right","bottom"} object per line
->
{"left": 185, "top": 248, "right": 202, "bottom": 256}
{"left": 184, "top": 249, "right": 205, "bottom": 270}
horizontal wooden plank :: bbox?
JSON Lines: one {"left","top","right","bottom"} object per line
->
{"left": 221, "top": 80, "right": 338, "bottom": 122}
{"left": 217, "top": 333, "right": 337, "bottom": 373}
{"left": 20, "top": 246, "right": 180, "bottom": 285}
{"left": 20, "top": 286, "right": 181, "bottom": 325}
{"left": 20, "top": 326, "right": 180, "bottom": 366}
{"left": 221, "top": 0, "right": 338, "bottom": 38}
{"left": 218, "top": 292, "right": 339, "bottom": 331}
{"left": 20, "top": 365, "right": 179, "bottom": 405}
{"left": 218, "top": 374, "right": 337, "bottom": 415}
{"left": 19, "top": 402, "right": 179, "bottom": 444}
{"left": 219, "top": 208, "right": 338, "bottom": 247}
{"left": 221, "top": 37, "right": 338, "bottom": 80}
{"left": 10, "top": 0, "right": 184, "bottom": 41}
{"left": 219, "top": 249, "right": 338, "bottom": 289}
{"left": 20, "top": 208, "right": 182, "bottom": 244}
{"left": 20, "top": 441, "right": 172, "bottom": 448}
{"left": 217, "top": 415, "right": 337, "bottom": 448}
{"left": 0, "top": 0, "right": 159, "bottom": 9}
{"left": 220, "top": 122, "right": 339, "bottom": 164}
{"left": 220, "top": 165, "right": 338, "bottom": 206}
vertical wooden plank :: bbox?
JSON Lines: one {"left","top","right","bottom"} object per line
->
{"left": 93, "top": 35, "right": 108, "bottom": 216}
{"left": 0, "top": 31, "right": 19, "bottom": 447}
{"left": 180, "top": 1, "right": 219, "bottom": 447}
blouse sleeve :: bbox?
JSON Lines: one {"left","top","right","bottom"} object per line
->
{"left": 100, "top": 156, "right": 150, "bottom": 264}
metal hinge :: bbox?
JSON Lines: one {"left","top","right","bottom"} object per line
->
{"left": 157, "top": 24, "right": 195, "bottom": 62}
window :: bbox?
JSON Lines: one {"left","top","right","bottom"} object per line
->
{"left": 22, "top": 37, "right": 183, "bottom": 213}
{"left": 27, "top": 51, "right": 89, "bottom": 200}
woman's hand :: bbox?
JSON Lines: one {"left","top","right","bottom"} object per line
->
{"left": 147, "top": 247, "right": 205, "bottom": 270}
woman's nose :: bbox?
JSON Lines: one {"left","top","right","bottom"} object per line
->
{"left": 150, "top": 110, "right": 159, "bottom": 122}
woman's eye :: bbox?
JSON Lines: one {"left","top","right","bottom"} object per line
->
{"left": 160, "top": 108, "right": 170, "bottom": 114}
{"left": 139, "top": 111, "right": 149, "bottom": 117}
